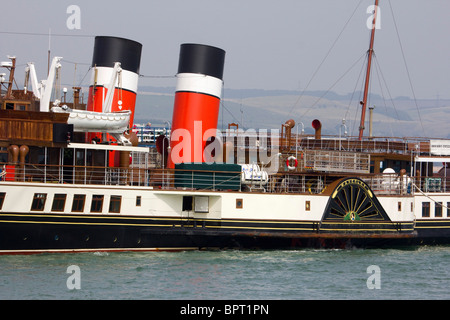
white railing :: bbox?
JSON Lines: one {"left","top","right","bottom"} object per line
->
{"left": 0, "top": 162, "right": 426, "bottom": 196}
{"left": 303, "top": 150, "right": 370, "bottom": 174}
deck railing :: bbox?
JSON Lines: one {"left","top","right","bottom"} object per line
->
{"left": 1, "top": 162, "right": 435, "bottom": 196}
{"left": 224, "top": 131, "right": 433, "bottom": 156}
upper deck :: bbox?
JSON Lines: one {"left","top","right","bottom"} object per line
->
{"left": 1, "top": 109, "right": 449, "bottom": 197}
{"left": 0, "top": 137, "right": 444, "bottom": 197}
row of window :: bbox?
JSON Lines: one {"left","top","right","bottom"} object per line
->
{"left": 30, "top": 193, "right": 126, "bottom": 213}
{"left": 422, "top": 202, "right": 450, "bottom": 218}
{"left": 1, "top": 192, "right": 450, "bottom": 218}
{"left": 12, "top": 193, "right": 134, "bottom": 214}
{"left": 0, "top": 191, "right": 143, "bottom": 213}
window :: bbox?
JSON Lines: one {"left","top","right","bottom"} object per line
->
{"left": 306, "top": 201, "right": 311, "bottom": 211}
{"left": 182, "top": 196, "right": 193, "bottom": 211}
{"left": 0, "top": 192, "right": 5, "bottom": 210}
{"left": 236, "top": 198, "right": 243, "bottom": 209}
{"left": 75, "top": 150, "right": 85, "bottom": 166}
{"left": 136, "top": 196, "right": 141, "bottom": 207}
{"left": 31, "top": 193, "right": 47, "bottom": 211}
{"left": 422, "top": 202, "right": 430, "bottom": 217}
{"left": 109, "top": 195, "right": 122, "bottom": 213}
{"left": 90, "top": 195, "right": 104, "bottom": 213}
{"left": 0, "top": 150, "right": 7, "bottom": 163}
{"left": 435, "top": 202, "right": 443, "bottom": 217}
{"left": 72, "top": 194, "right": 86, "bottom": 212}
{"left": 398, "top": 202, "right": 402, "bottom": 211}
{"left": 51, "top": 194, "right": 67, "bottom": 212}
{"left": 447, "top": 202, "right": 450, "bottom": 217}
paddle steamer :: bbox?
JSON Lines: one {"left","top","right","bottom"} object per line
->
{"left": 0, "top": 1, "right": 449, "bottom": 254}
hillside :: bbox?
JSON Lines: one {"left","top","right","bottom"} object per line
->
{"left": 134, "top": 86, "right": 450, "bottom": 138}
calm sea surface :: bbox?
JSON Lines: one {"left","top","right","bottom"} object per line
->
{"left": 0, "top": 246, "right": 449, "bottom": 301}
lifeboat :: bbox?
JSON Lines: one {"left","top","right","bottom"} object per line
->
{"left": 51, "top": 106, "right": 131, "bottom": 133}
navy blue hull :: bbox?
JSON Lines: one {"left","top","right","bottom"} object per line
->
{"left": 1, "top": 212, "right": 447, "bottom": 254}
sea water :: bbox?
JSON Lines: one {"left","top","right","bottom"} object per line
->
{"left": 0, "top": 246, "right": 449, "bottom": 301}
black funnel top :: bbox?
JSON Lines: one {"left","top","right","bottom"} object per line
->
{"left": 92, "top": 36, "right": 142, "bottom": 73}
{"left": 177, "top": 43, "right": 225, "bottom": 80}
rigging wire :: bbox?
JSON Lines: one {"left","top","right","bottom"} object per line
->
{"left": 221, "top": 100, "right": 244, "bottom": 128}
{"left": 388, "top": 0, "right": 425, "bottom": 136}
{"left": 139, "top": 74, "right": 175, "bottom": 79}
{"left": 299, "top": 52, "right": 367, "bottom": 119}
{"left": 62, "top": 60, "right": 91, "bottom": 94}
{"left": 344, "top": 52, "right": 369, "bottom": 134}
{"left": 219, "top": 83, "right": 246, "bottom": 128}
{"left": 373, "top": 53, "right": 406, "bottom": 138}
{"left": 0, "top": 31, "right": 94, "bottom": 38}
{"left": 350, "top": 56, "right": 369, "bottom": 137}
{"left": 62, "top": 59, "right": 90, "bottom": 66}
{"left": 373, "top": 55, "right": 395, "bottom": 137}
{"left": 373, "top": 55, "right": 400, "bottom": 121}
{"left": 287, "top": 0, "right": 365, "bottom": 119}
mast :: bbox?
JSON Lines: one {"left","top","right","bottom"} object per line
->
{"left": 5, "top": 56, "right": 16, "bottom": 99}
{"left": 358, "top": 0, "right": 379, "bottom": 141}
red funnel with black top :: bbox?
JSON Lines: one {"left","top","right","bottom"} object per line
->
{"left": 168, "top": 43, "right": 225, "bottom": 168}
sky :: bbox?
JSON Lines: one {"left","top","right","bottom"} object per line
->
{"left": 1, "top": 0, "right": 450, "bottom": 100}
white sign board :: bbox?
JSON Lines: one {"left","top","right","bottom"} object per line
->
{"left": 430, "top": 140, "right": 450, "bottom": 155}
